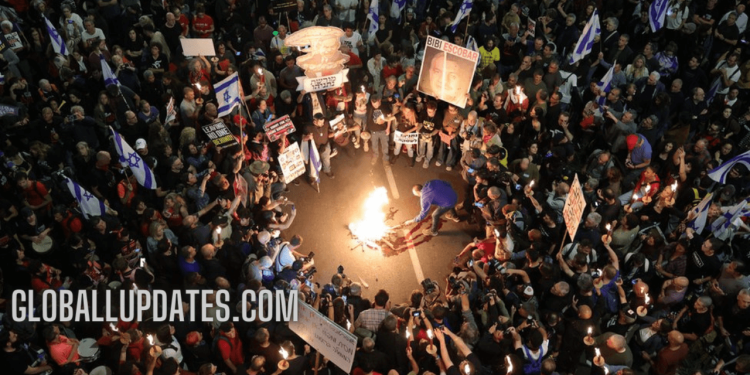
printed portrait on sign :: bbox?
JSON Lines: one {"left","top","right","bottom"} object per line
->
{"left": 417, "top": 38, "right": 477, "bottom": 108}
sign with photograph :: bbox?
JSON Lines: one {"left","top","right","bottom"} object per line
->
{"left": 201, "top": 120, "right": 238, "bottom": 147}
{"left": 263, "top": 115, "right": 296, "bottom": 142}
{"left": 417, "top": 36, "right": 479, "bottom": 108}
{"left": 285, "top": 27, "right": 351, "bottom": 92}
{"left": 277, "top": 142, "right": 306, "bottom": 184}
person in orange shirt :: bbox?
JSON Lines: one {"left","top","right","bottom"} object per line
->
{"left": 43, "top": 325, "right": 80, "bottom": 366}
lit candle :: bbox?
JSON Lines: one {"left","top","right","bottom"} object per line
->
{"left": 671, "top": 182, "right": 678, "bottom": 191}
{"left": 529, "top": 180, "right": 535, "bottom": 189}
{"left": 278, "top": 347, "right": 289, "bottom": 370}
{"left": 216, "top": 227, "right": 222, "bottom": 235}
{"left": 110, "top": 323, "right": 118, "bottom": 332}
{"left": 426, "top": 329, "right": 436, "bottom": 353}
{"left": 604, "top": 367, "right": 609, "bottom": 375}
{"left": 645, "top": 185, "right": 651, "bottom": 194}
{"left": 641, "top": 287, "right": 645, "bottom": 294}
{"left": 506, "top": 356, "right": 513, "bottom": 374}
{"left": 464, "top": 363, "right": 471, "bottom": 375}
{"left": 427, "top": 329, "right": 433, "bottom": 345}
{"left": 584, "top": 326, "right": 594, "bottom": 345}
{"left": 361, "top": 85, "right": 366, "bottom": 93}
{"left": 405, "top": 329, "right": 410, "bottom": 340}
{"left": 194, "top": 82, "right": 202, "bottom": 100}
{"left": 606, "top": 224, "right": 612, "bottom": 236}
{"left": 258, "top": 68, "right": 265, "bottom": 84}
{"left": 147, "top": 334, "right": 154, "bottom": 346}
{"left": 594, "top": 347, "right": 601, "bottom": 359}
{"left": 632, "top": 194, "right": 639, "bottom": 203}
{"left": 644, "top": 294, "right": 650, "bottom": 305}
{"left": 280, "top": 347, "right": 288, "bottom": 365}
{"left": 346, "top": 320, "right": 351, "bottom": 331}
{"left": 587, "top": 327, "right": 592, "bottom": 338}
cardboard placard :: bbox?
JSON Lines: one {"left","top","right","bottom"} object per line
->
{"left": 296, "top": 69, "right": 349, "bottom": 92}
{"left": 0, "top": 104, "right": 19, "bottom": 117}
{"left": 288, "top": 301, "right": 357, "bottom": 374}
{"left": 180, "top": 38, "right": 216, "bottom": 56}
{"left": 263, "top": 115, "right": 296, "bottom": 142}
{"left": 272, "top": 0, "right": 297, "bottom": 12}
{"left": 201, "top": 120, "right": 238, "bottom": 147}
{"left": 417, "top": 36, "right": 479, "bottom": 108}
{"left": 562, "top": 174, "right": 586, "bottom": 240}
{"left": 394, "top": 131, "right": 419, "bottom": 145}
{"left": 278, "top": 142, "right": 306, "bottom": 184}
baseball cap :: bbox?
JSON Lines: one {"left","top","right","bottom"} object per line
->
{"left": 626, "top": 134, "right": 639, "bottom": 150}
{"left": 135, "top": 138, "right": 147, "bottom": 150}
{"left": 523, "top": 285, "right": 534, "bottom": 297}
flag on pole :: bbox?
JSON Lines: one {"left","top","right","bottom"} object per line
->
{"left": 595, "top": 66, "right": 614, "bottom": 114}
{"left": 466, "top": 35, "right": 480, "bottom": 66}
{"left": 309, "top": 141, "right": 321, "bottom": 184}
{"left": 165, "top": 97, "right": 176, "bottom": 124}
{"left": 367, "top": 0, "right": 379, "bottom": 42}
{"left": 43, "top": 16, "right": 68, "bottom": 56}
{"left": 65, "top": 178, "right": 106, "bottom": 218}
{"left": 649, "top": 0, "right": 670, "bottom": 32}
{"left": 214, "top": 72, "right": 242, "bottom": 118}
{"left": 569, "top": 10, "right": 600, "bottom": 64}
{"left": 234, "top": 173, "right": 249, "bottom": 208}
{"left": 451, "top": 0, "right": 473, "bottom": 33}
{"left": 708, "top": 150, "right": 750, "bottom": 183}
{"left": 111, "top": 127, "right": 157, "bottom": 190}
{"left": 100, "top": 54, "right": 120, "bottom": 87}
{"left": 390, "top": 0, "right": 406, "bottom": 21}
{"left": 710, "top": 198, "right": 749, "bottom": 238}
{"left": 687, "top": 192, "right": 714, "bottom": 233}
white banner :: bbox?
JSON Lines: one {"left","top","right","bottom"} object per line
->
{"left": 288, "top": 301, "right": 357, "bottom": 373}
{"left": 296, "top": 69, "right": 349, "bottom": 92}
{"left": 394, "top": 131, "right": 419, "bottom": 145}
{"left": 278, "top": 142, "right": 306, "bottom": 184}
{"left": 562, "top": 174, "right": 586, "bottom": 240}
{"left": 180, "top": 38, "right": 216, "bottom": 56}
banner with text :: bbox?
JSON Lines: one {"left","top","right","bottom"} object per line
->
{"left": 201, "top": 121, "right": 239, "bottom": 148}
{"left": 394, "top": 131, "right": 419, "bottom": 145}
{"left": 296, "top": 69, "right": 349, "bottom": 92}
{"left": 263, "top": 115, "right": 296, "bottom": 142}
{"left": 562, "top": 174, "right": 586, "bottom": 240}
{"left": 278, "top": 142, "right": 306, "bottom": 183}
{"left": 0, "top": 104, "right": 19, "bottom": 117}
{"left": 289, "top": 301, "right": 357, "bottom": 373}
{"left": 417, "top": 36, "right": 479, "bottom": 108}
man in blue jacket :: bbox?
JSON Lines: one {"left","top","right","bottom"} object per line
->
{"left": 404, "top": 179, "right": 460, "bottom": 236}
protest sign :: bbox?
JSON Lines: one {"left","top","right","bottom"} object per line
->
{"left": 263, "top": 115, "right": 296, "bottom": 142}
{"left": 164, "top": 98, "right": 176, "bottom": 124}
{"left": 285, "top": 27, "right": 351, "bottom": 92}
{"left": 394, "top": 131, "right": 419, "bottom": 145}
{"left": 272, "top": 0, "right": 297, "bottom": 12}
{"left": 562, "top": 174, "right": 586, "bottom": 240}
{"left": 201, "top": 120, "right": 238, "bottom": 147}
{"left": 289, "top": 301, "right": 357, "bottom": 373}
{"left": 417, "top": 36, "right": 479, "bottom": 108}
{"left": 180, "top": 38, "right": 216, "bottom": 56}
{"left": 277, "top": 142, "right": 306, "bottom": 184}
{"left": 0, "top": 104, "right": 19, "bottom": 117}
{"left": 296, "top": 69, "right": 349, "bottom": 92}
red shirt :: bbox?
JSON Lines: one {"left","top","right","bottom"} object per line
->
{"left": 217, "top": 333, "right": 244, "bottom": 366}
{"left": 178, "top": 15, "right": 190, "bottom": 36}
{"left": 22, "top": 181, "right": 49, "bottom": 207}
{"left": 192, "top": 15, "right": 214, "bottom": 38}
{"left": 382, "top": 65, "right": 403, "bottom": 80}
{"left": 49, "top": 336, "right": 80, "bottom": 366}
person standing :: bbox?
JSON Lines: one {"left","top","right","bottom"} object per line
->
{"left": 404, "top": 180, "right": 460, "bottom": 236}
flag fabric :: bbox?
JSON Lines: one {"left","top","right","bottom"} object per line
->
{"left": 214, "top": 72, "right": 242, "bottom": 118}
{"left": 302, "top": 139, "right": 322, "bottom": 183}
{"left": 390, "top": 0, "right": 406, "bottom": 21}
{"left": 451, "top": 0, "right": 473, "bottom": 33}
{"left": 687, "top": 192, "right": 714, "bottom": 233}
{"left": 367, "top": 0, "right": 379, "bottom": 42}
{"left": 649, "top": 0, "right": 670, "bottom": 32}
{"left": 708, "top": 150, "right": 750, "bottom": 183}
{"left": 595, "top": 66, "right": 614, "bottom": 114}
{"left": 710, "top": 198, "right": 749, "bottom": 238}
{"left": 65, "top": 178, "right": 106, "bottom": 218}
{"left": 44, "top": 16, "right": 68, "bottom": 56}
{"left": 466, "top": 35, "right": 480, "bottom": 65}
{"left": 111, "top": 127, "right": 157, "bottom": 190}
{"left": 234, "top": 173, "right": 249, "bottom": 208}
{"left": 100, "top": 54, "right": 120, "bottom": 87}
{"left": 164, "top": 98, "right": 176, "bottom": 124}
{"left": 569, "top": 10, "right": 600, "bottom": 64}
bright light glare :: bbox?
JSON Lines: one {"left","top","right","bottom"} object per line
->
{"left": 349, "top": 188, "right": 390, "bottom": 244}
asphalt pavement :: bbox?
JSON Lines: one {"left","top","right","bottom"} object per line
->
{"left": 283, "top": 145, "right": 474, "bottom": 304}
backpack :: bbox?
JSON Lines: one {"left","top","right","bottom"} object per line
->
{"left": 522, "top": 345, "right": 544, "bottom": 375}
{"left": 212, "top": 335, "right": 233, "bottom": 368}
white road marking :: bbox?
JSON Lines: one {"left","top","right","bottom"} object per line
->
{"left": 384, "top": 165, "right": 400, "bottom": 200}
{"left": 403, "top": 229, "right": 425, "bottom": 282}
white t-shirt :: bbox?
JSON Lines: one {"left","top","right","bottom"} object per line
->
{"left": 665, "top": 6, "right": 689, "bottom": 30}
{"left": 270, "top": 34, "right": 291, "bottom": 56}
{"left": 336, "top": 0, "right": 358, "bottom": 23}
{"left": 559, "top": 70, "right": 578, "bottom": 105}
{"left": 713, "top": 60, "right": 740, "bottom": 95}
{"left": 82, "top": 28, "right": 106, "bottom": 44}
{"left": 340, "top": 32, "right": 363, "bottom": 56}
{"left": 275, "top": 243, "right": 295, "bottom": 272}
{"left": 521, "top": 340, "right": 550, "bottom": 362}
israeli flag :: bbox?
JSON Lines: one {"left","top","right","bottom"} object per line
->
{"left": 100, "top": 54, "right": 120, "bottom": 87}
{"left": 390, "top": 0, "right": 406, "bottom": 21}
{"left": 710, "top": 198, "right": 749, "bottom": 238}
{"left": 111, "top": 127, "right": 157, "bottom": 190}
{"left": 649, "top": 0, "right": 669, "bottom": 32}
{"left": 65, "top": 178, "right": 106, "bottom": 219}
{"left": 466, "top": 35, "right": 480, "bottom": 66}
{"left": 367, "top": 0, "right": 379, "bottom": 42}
{"left": 708, "top": 150, "right": 750, "bottom": 183}
{"left": 451, "top": 0, "right": 473, "bottom": 33}
{"left": 309, "top": 141, "right": 321, "bottom": 183}
{"left": 569, "top": 10, "right": 600, "bottom": 65}
{"left": 595, "top": 66, "right": 614, "bottom": 114}
{"left": 687, "top": 192, "right": 714, "bottom": 233}
{"left": 43, "top": 16, "right": 68, "bottom": 56}
{"left": 214, "top": 72, "right": 242, "bottom": 118}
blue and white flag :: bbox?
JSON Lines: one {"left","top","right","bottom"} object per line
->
{"left": 710, "top": 198, "right": 749, "bottom": 237}
{"left": 214, "top": 72, "right": 242, "bottom": 118}
{"left": 649, "top": 0, "right": 669, "bottom": 32}
{"left": 687, "top": 192, "right": 714, "bottom": 233}
{"left": 466, "top": 35, "right": 480, "bottom": 65}
{"left": 569, "top": 10, "right": 600, "bottom": 64}
{"left": 367, "top": 0, "right": 379, "bottom": 42}
{"left": 100, "top": 54, "right": 120, "bottom": 87}
{"left": 309, "top": 141, "right": 321, "bottom": 184}
{"left": 595, "top": 66, "right": 614, "bottom": 113}
{"left": 451, "top": 0, "right": 473, "bottom": 33}
{"left": 65, "top": 178, "right": 106, "bottom": 218}
{"left": 390, "top": 0, "right": 406, "bottom": 21}
{"left": 43, "top": 16, "right": 68, "bottom": 56}
{"left": 111, "top": 127, "right": 157, "bottom": 190}
{"left": 708, "top": 149, "right": 750, "bottom": 183}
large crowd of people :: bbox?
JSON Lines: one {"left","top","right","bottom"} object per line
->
{"left": 1, "top": 1, "right": 750, "bottom": 375}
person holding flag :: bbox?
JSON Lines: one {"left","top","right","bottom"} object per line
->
{"left": 450, "top": 0, "right": 473, "bottom": 33}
